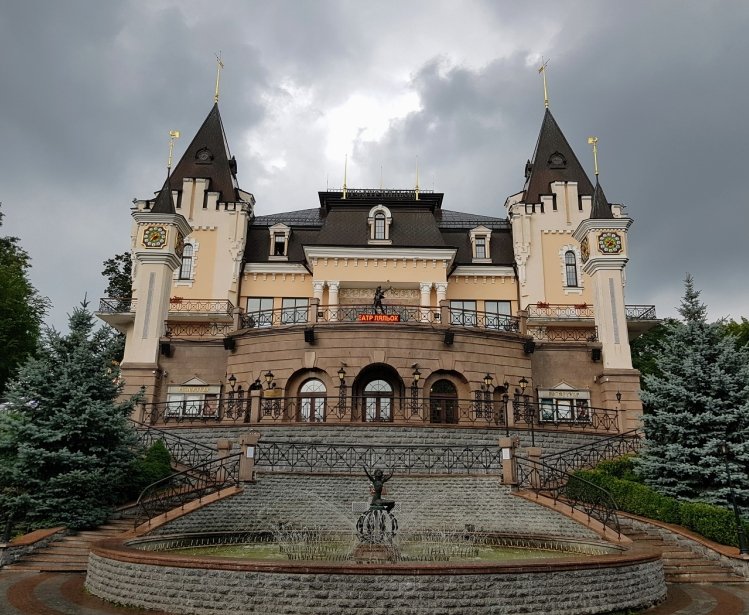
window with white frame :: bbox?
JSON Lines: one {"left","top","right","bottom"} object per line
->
{"left": 166, "top": 392, "right": 219, "bottom": 418}
{"left": 469, "top": 226, "right": 492, "bottom": 262}
{"left": 368, "top": 205, "right": 392, "bottom": 243}
{"left": 178, "top": 244, "right": 193, "bottom": 279}
{"left": 298, "top": 378, "right": 326, "bottom": 422}
{"left": 449, "top": 300, "right": 477, "bottom": 326}
{"left": 537, "top": 387, "right": 591, "bottom": 423}
{"left": 269, "top": 223, "right": 290, "bottom": 260}
{"left": 281, "top": 298, "right": 309, "bottom": 324}
{"left": 565, "top": 250, "right": 578, "bottom": 287}
{"left": 247, "top": 297, "right": 274, "bottom": 328}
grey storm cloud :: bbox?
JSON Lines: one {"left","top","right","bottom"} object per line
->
{"left": 1, "top": 0, "right": 747, "bottom": 329}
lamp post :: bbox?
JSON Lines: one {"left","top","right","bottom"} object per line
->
{"left": 228, "top": 373, "right": 237, "bottom": 392}
{"left": 719, "top": 442, "right": 749, "bottom": 556}
{"left": 519, "top": 376, "right": 535, "bottom": 447}
{"left": 483, "top": 373, "right": 494, "bottom": 423}
{"left": 337, "top": 366, "right": 347, "bottom": 416}
{"left": 411, "top": 366, "right": 421, "bottom": 416}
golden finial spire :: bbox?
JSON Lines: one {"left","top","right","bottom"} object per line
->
{"left": 342, "top": 154, "right": 348, "bottom": 199}
{"left": 538, "top": 56, "right": 550, "bottom": 109}
{"left": 380, "top": 164, "right": 383, "bottom": 190}
{"left": 214, "top": 52, "right": 224, "bottom": 104}
{"left": 167, "top": 130, "right": 180, "bottom": 170}
{"left": 415, "top": 156, "right": 420, "bottom": 200}
{"left": 587, "top": 136, "right": 599, "bottom": 177}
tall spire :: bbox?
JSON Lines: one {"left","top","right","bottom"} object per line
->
{"left": 214, "top": 52, "right": 224, "bottom": 104}
{"left": 523, "top": 109, "right": 594, "bottom": 204}
{"left": 587, "top": 136, "right": 599, "bottom": 177}
{"left": 538, "top": 56, "right": 550, "bottom": 109}
{"left": 167, "top": 130, "right": 180, "bottom": 170}
{"left": 151, "top": 172, "right": 176, "bottom": 215}
{"left": 342, "top": 154, "right": 348, "bottom": 199}
{"left": 415, "top": 156, "right": 420, "bottom": 200}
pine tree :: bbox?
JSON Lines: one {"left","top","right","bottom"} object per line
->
{"left": 638, "top": 275, "right": 749, "bottom": 508}
{"left": 0, "top": 301, "right": 140, "bottom": 532}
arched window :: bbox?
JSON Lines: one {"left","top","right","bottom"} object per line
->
{"left": 179, "top": 244, "right": 193, "bottom": 280}
{"left": 374, "top": 212, "right": 386, "bottom": 240}
{"left": 299, "top": 378, "right": 326, "bottom": 422}
{"left": 429, "top": 379, "right": 458, "bottom": 424}
{"left": 364, "top": 379, "right": 392, "bottom": 422}
{"left": 564, "top": 250, "right": 578, "bottom": 287}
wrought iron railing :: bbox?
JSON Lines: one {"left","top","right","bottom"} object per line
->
{"left": 134, "top": 452, "right": 242, "bottom": 526}
{"left": 527, "top": 325, "right": 598, "bottom": 342}
{"left": 624, "top": 305, "right": 657, "bottom": 320}
{"left": 445, "top": 307, "right": 520, "bottom": 332}
{"left": 141, "top": 396, "right": 250, "bottom": 424}
{"left": 527, "top": 304, "right": 595, "bottom": 319}
{"left": 515, "top": 456, "right": 620, "bottom": 536}
{"left": 132, "top": 420, "right": 217, "bottom": 468}
{"left": 164, "top": 321, "right": 234, "bottom": 337}
{"left": 540, "top": 429, "right": 643, "bottom": 476}
{"left": 511, "top": 398, "right": 619, "bottom": 433}
{"left": 168, "top": 299, "right": 234, "bottom": 314}
{"left": 318, "top": 304, "right": 441, "bottom": 325}
{"left": 255, "top": 441, "right": 502, "bottom": 475}
{"left": 240, "top": 306, "right": 311, "bottom": 329}
{"left": 98, "top": 297, "right": 136, "bottom": 313}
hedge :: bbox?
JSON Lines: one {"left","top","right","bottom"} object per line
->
{"left": 569, "top": 468, "right": 748, "bottom": 548}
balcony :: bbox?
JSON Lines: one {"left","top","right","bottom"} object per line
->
{"left": 96, "top": 297, "right": 234, "bottom": 333}
{"left": 527, "top": 303, "right": 658, "bottom": 341}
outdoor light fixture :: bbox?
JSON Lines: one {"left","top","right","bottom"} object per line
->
{"left": 483, "top": 373, "right": 493, "bottom": 389}
{"left": 338, "top": 366, "right": 347, "bottom": 383}
{"left": 412, "top": 367, "right": 421, "bottom": 382}
{"left": 264, "top": 370, "right": 274, "bottom": 387}
{"left": 227, "top": 374, "right": 237, "bottom": 392}
{"left": 519, "top": 376, "right": 528, "bottom": 394}
{"left": 616, "top": 390, "right": 622, "bottom": 404}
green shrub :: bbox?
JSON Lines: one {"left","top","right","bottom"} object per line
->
{"left": 569, "top": 469, "right": 748, "bottom": 547}
{"left": 127, "top": 440, "right": 173, "bottom": 500}
{"left": 595, "top": 455, "right": 642, "bottom": 482}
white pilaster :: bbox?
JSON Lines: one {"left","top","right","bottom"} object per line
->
{"left": 419, "top": 282, "right": 433, "bottom": 321}
{"left": 328, "top": 281, "right": 340, "bottom": 321}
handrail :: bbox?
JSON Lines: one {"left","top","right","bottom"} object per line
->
{"left": 540, "top": 429, "right": 643, "bottom": 475}
{"left": 131, "top": 420, "right": 217, "bottom": 468}
{"left": 134, "top": 452, "right": 242, "bottom": 526}
{"left": 167, "top": 298, "right": 234, "bottom": 314}
{"left": 515, "top": 456, "right": 621, "bottom": 537}
{"left": 98, "top": 297, "right": 136, "bottom": 313}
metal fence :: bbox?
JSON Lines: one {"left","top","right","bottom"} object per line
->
{"left": 132, "top": 420, "right": 217, "bottom": 468}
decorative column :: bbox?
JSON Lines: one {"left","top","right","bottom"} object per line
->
{"left": 328, "top": 281, "right": 340, "bottom": 321}
{"left": 312, "top": 280, "right": 325, "bottom": 302}
{"left": 419, "top": 282, "right": 432, "bottom": 321}
{"left": 435, "top": 282, "right": 448, "bottom": 304}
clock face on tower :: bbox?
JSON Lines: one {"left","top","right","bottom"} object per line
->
{"left": 580, "top": 237, "right": 590, "bottom": 264}
{"left": 142, "top": 225, "right": 167, "bottom": 248}
{"left": 598, "top": 232, "right": 622, "bottom": 254}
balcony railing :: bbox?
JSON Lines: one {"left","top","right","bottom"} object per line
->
{"left": 527, "top": 303, "right": 657, "bottom": 321}
{"left": 99, "top": 297, "right": 137, "bottom": 313}
{"left": 624, "top": 305, "right": 657, "bottom": 320}
{"left": 168, "top": 298, "right": 234, "bottom": 314}
{"left": 164, "top": 321, "right": 234, "bottom": 337}
{"left": 138, "top": 394, "right": 619, "bottom": 433}
{"left": 527, "top": 325, "right": 598, "bottom": 342}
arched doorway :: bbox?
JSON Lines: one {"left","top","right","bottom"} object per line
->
{"left": 298, "top": 378, "right": 326, "bottom": 422}
{"left": 430, "top": 379, "right": 458, "bottom": 424}
{"left": 363, "top": 379, "right": 393, "bottom": 422}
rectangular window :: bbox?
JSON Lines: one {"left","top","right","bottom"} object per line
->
{"left": 537, "top": 397, "right": 590, "bottom": 423}
{"left": 449, "top": 300, "right": 477, "bottom": 326}
{"left": 166, "top": 393, "right": 218, "bottom": 418}
{"left": 475, "top": 236, "right": 486, "bottom": 259}
{"left": 247, "top": 297, "right": 274, "bottom": 328}
{"left": 485, "top": 300, "right": 512, "bottom": 330}
{"left": 281, "top": 298, "right": 309, "bottom": 324}
{"left": 273, "top": 233, "right": 286, "bottom": 256}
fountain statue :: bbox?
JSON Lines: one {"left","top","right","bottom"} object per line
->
{"left": 355, "top": 467, "right": 399, "bottom": 560}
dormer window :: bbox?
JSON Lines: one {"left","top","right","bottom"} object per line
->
{"left": 269, "top": 223, "right": 290, "bottom": 261}
{"left": 469, "top": 226, "right": 492, "bottom": 263}
{"left": 368, "top": 205, "right": 392, "bottom": 244}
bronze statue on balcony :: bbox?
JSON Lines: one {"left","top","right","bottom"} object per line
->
{"left": 364, "top": 467, "right": 395, "bottom": 512}
{"left": 373, "top": 286, "right": 392, "bottom": 314}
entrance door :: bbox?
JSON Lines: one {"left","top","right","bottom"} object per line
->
{"left": 430, "top": 379, "right": 458, "bottom": 424}
{"left": 363, "top": 379, "right": 393, "bottom": 422}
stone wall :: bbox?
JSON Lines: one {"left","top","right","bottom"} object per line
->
{"left": 147, "top": 474, "right": 600, "bottom": 539}
{"left": 86, "top": 551, "right": 666, "bottom": 615}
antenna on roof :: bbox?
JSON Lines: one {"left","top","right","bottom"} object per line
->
{"left": 342, "top": 154, "right": 348, "bottom": 199}
{"left": 415, "top": 156, "right": 420, "bottom": 201}
{"left": 214, "top": 51, "right": 224, "bottom": 104}
{"left": 587, "top": 136, "right": 599, "bottom": 177}
{"left": 538, "top": 56, "right": 550, "bottom": 109}
{"left": 167, "top": 130, "right": 180, "bottom": 170}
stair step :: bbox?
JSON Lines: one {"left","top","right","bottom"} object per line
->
{"left": 666, "top": 571, "right": 744, "bottom": 583}
{"left": 6, "top": 563, "right": 86, "bottom": 572}
{"left": 35, "top": 547, "right": 90, "bottom": 556}
{"left": 14, "top": 555, "right": 88, "bottom": 563}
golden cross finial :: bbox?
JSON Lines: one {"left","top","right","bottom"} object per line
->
{"left": 538, "top": 56, "right": 550, "bottom": 109}
{"left": 415, "top": 156, "right": 420, "bottom": 201}
{"left": 214, "top": 52, "right": 224, "bottom": 104}
{"left": 587, "top": 136, "right": 599, "bottom": 177}
{"left": 342, "top": 154, "right": 348, "bottom": 199}
{"left": 167, "top": 130, "right": 180, "bottom": 170}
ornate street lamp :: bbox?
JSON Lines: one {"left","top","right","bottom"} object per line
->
{"left": 227, "top": 373, "right": 237, "bottom": 392}
{"left": 719, "top": 442, "right": 749, "bottom": 556}
{"left": 516, "top": 376, "right": 535, "bottom": 446}
{"left": 264, "top": 370, "right": 274, "bottom": 389}
{"left": 337, "top": 366, "right": 347, "bottom": 415}
{"left": 410, "top": 366, "right": 421, "bottom": 416}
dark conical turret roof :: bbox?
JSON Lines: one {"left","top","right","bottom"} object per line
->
{"left": 150, "top": 172, "right": 175, "bottom": 214}
{"left": 590, "top": 180, "right": 614, "bottom": 219}
{"left": 170, "top": 103, "right": 239, "bottom": 202}
{"left": 523, "top": 108, "right": 595, "bottom": 204}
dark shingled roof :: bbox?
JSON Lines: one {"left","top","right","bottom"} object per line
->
{"left": 169, "top": 104, "right": 239, "bottom": 202}
{"left": 590, "top": 181, "right": 614, "bottom": 219}
{"left": 150, "top": 174, "right": 175, "bottom": 214}
{"left": 523, "top": 109, "right": 594, "bottom": 204}
{"left": 253, "top": 208, "right": 324, "bottom": 227}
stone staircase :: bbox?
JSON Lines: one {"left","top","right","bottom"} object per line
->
{"left": 4, "top": 519, "right": 132, "bottom": 573}
{"left": 621, "top": 521, "right": 746, "bottom": 584}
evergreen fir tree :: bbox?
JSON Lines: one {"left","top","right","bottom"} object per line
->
{"left": 638, "top": 275, "right": 749, "bottom": 508}
{"left": 0, "top": 301, "right": 140, "bottom": 532}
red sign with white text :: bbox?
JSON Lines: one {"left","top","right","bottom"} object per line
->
{"left": 358, "top": 313, "right": 401, "bottom": 323}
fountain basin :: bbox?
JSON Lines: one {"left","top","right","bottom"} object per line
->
{"left": 87, "top": 532, "right": 666, "bottom": 615}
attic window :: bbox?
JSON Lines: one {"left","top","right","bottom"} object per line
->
{"left": 548, "top": 152, "right": 567, "bottom": 169}
{"left": 469, "top": 226, "right": 492, "bottom": 263}
{"left": 269, "top": 223, "right": 291, "bottom": 261}
{"left": 195, "top": 147, "right": 214, "bottom": 164}
{"left": 368, "top": 205, "right": 392, "bottom": 244}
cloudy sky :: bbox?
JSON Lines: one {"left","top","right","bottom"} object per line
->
{"left": 2, "top": 1, "right": 747, "bottom": 330}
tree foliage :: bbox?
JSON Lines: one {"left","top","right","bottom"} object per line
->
{"left": 637, "top": 275, "right": 749, "bottom": 508}
{"left": 0, "top": 206, "right": 49, "bottom": 396}
{"left": 723, "top": 317, "right": 749, "bottom": 349}
{"left": 101, "top": 252, "right": 132, "bottom": 300}
{"left": 0, "top": 302, "right": 141, "bottom": 532}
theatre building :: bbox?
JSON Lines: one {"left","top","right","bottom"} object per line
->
{"left": 98, "top": 101, "right": 657, "bottom": 436}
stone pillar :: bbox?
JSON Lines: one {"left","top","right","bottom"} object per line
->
{"left": 419, "top": 282, "right": 432, "bottom": 321}
{"left": 517, "top": 309, "right": 528, "bottom": 336}
{"left": 249, "top": 389, "right": 263, "bottom": 423}
{"left": 308, "top": 297, "right": 320, "bottom": 324}
{"left": 232, "top": 306, "right": 244, "bottom": 331}
{"left": 435, "top": 282, "right": 447, "bottom": 304}
{"left": 526, "top": 446, "right": 543, "bottom": 490}
{"left": 328, "top": 281, "right": 340, "bottom": 321}
{"left": 498, "top": 437, "right": 517, "bottom": 486}
{"left": 239, "top": 432, "right": 261, "bottom": 482}
{"left": 312, "top": 280, "right": 325, "bottom": 302}
{"left": 216, "top": 439, "right": 232, "bottom": 482}
{"left": 439, "top": 299, "right": 450, "bottom": 330}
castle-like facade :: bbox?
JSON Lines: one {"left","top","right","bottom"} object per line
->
{"left": 98, "top": 101, "right": 656, "bottom": 434}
